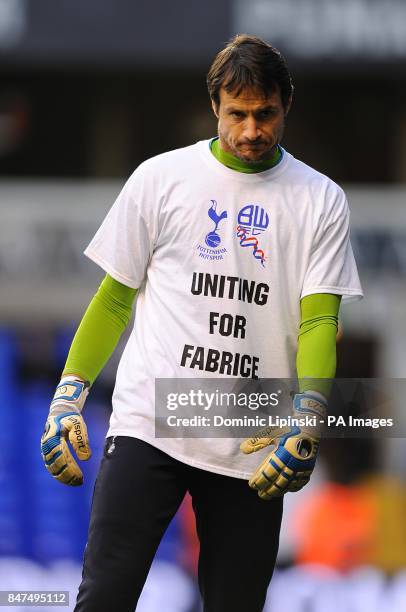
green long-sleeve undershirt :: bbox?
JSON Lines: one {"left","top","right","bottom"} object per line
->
{"left": 63, "top": 274, "right": 340, "bottom": 394}
{"left": 62, "top": 274, "right": 137, "bottom": 384}
{"left": 297, "top": 293, "right": 340, "bottom": 395}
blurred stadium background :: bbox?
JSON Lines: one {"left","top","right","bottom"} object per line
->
{"left": 1, "top": 1, "right": 406, "bottom": 610}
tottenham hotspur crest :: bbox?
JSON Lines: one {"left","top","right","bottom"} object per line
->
{"left": 206, "top": 200, "right": 227, "bottom": 247}
{"left": 196, "top": 199, "right": 228, "bottom": 262}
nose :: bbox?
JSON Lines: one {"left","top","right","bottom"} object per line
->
{"left": 243, "top": 116, "right": 261, "bottom": 141}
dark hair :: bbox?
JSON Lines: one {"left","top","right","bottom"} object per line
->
{"left": 207, "top": 34, "right": 293, "bottom": 111}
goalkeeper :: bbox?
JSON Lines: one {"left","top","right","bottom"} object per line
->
{"left": 41, "top": 34, "right": 362, "bottom": 612}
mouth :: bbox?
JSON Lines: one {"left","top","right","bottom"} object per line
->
{"left": 239, "top": 142, "right": 266, "bottom": 148}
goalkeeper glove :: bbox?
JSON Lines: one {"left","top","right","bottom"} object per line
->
{"left": 41, "top": 376, "right": 91, "bottom": 486}
{"left": 240, "top": 391, "right": 326, "bottom": 500}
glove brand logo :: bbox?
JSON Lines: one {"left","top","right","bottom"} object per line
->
{"left": 68, "top": 416, "right": 86, "bottom": 450}
{"left": 298, "top": 397, "right": 326, "bottom": 418}
{"left": 53, "top": 382, "right": 81, "bottom": 402}
{"left": 251, "top": 427, "right": 274, "bottom": 443}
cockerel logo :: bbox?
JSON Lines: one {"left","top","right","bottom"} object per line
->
{"left": 205, "top": 200, "right": 228, "bottom": 248}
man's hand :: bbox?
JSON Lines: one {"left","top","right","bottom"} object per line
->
{"left": 41, "top": 376, "right": 91, "bottom": 486}
{"left": 240, "top": 392, "right": 326, "bottom": 500}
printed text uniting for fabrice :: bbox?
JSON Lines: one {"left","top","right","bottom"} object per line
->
{"left": 191, "top": 272, "right": 269, "bottom": 306}
{"left": 180, "top": 273, "right": 270, "bottom": 379}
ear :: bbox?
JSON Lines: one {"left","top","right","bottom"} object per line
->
{"left": 284, "top": 94, "right": 293, "bottom": 117}
{"left": 211, "top": 98, "right": 219, "bottom": 118}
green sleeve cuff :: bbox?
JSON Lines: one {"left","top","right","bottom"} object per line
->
{"left": 62, "top": 274, "right": 137, "bottom": 385}
{"left": 297, "top": 293, "right": 341, "bottom": 396}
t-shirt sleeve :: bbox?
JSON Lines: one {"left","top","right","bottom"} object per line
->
{"left": 301, "top": 186, "right": 363, "bottom": 303}
{"left": 84, "top": 163, "right": 158, "bottom": 289}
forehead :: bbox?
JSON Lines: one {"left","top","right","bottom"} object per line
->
{"left": 219, "top": 85, "right": 282, "bottom": 109}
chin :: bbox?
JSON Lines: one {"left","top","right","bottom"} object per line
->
{"left": 236, "top": 150, "right": 268, "bottom": 163}
{"left": 236, "top": 145, "right": 275, "bottom": 163}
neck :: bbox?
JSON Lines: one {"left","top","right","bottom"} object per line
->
{"left": 210, "top": 138, "right": 282, "bottom": 173}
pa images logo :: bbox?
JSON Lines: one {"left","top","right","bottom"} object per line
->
{"left": 196, "top": 199, "right": 228, "bottom": 261}
{"left": 236, "top": 204, "right": 269, "bottom": 267}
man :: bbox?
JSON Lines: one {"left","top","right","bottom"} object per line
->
{"left": 41, "top": 34, "right": 363, "bottom": 611}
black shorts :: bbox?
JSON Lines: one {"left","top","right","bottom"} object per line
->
{"left": 74, "top": 436, "right": 283, "bottom": 612}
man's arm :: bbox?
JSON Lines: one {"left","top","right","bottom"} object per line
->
{"left": 41, "top": 274, "right": 137, "bottom": 485}
{"left": 296, "top": 292, "right": 341, "bottom": 396}
{"left": 241, "top": 293, "right": 341, "bottom": 499}
{"left": 63, "top": 273, "right": 137, "bottom": 384}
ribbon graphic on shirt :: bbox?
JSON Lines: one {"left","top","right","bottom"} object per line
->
{"left": 236, "top": 204, "right": 269, "bottom": 267}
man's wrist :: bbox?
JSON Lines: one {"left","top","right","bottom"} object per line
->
{"left": 293, "top": 391, "right": 327, "bottom": 438}
{"left": 296, "top": 390, "right": 327, "bottom": 404}
{"left": 50, "top": 376, "right": 90, "bottom": 414}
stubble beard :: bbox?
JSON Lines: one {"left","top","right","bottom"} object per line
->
{"left": 218, "top": 127, "right": 282, "bottom": 164}
{"left": 231, "top": 143, "right": 278, "bottom": 163}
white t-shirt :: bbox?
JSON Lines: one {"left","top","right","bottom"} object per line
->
{"left": 84, "top": 139, "right": 363, "bottom": 479}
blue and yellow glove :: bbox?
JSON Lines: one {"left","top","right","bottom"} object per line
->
{"left": 240, "top": 392, "right": 327, "bottom": 500}
{"left": 41, "top": 376, "right": 91, "bottom": 486}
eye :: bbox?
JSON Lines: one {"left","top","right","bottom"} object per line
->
{"left": 230, "top": 111, "right": 244, "bottom": 119}
{"left": 258, "top": 109, "right": 275, "bottom": 119}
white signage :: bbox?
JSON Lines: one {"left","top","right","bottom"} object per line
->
{"left": 233, "top": 0, "right": 406, "bottom": 58}
{"left": 0, "top": 0, "right": 26, "bottom": 49}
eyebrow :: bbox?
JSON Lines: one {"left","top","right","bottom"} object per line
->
{"left": 225, "top": 104, "right": 279, "bottom": 113}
